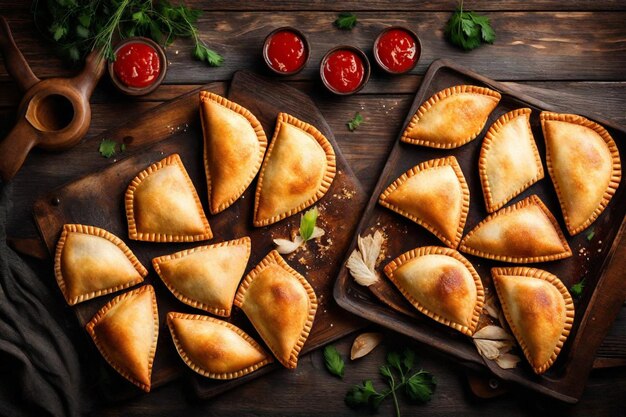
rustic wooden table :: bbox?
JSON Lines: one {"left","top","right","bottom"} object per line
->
{"left": 1, "top": 1, "right": 625, "bottom": 415}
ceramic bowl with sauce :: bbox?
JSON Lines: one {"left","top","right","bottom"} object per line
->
{"left": 108, "top": 37, "right": 167, "bottom": 96}
{"left": 263, "top": 27, "right": 310, "bottom": 75}
{"left": 373, "top": 26, "right": 421, "bottom": 74}
{"left": 320, "top": 46, "right": 371, "bottom": 95}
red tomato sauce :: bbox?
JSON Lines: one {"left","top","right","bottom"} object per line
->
{"left": 322, "top": 50, "right": 365, "bottom": 93}
{"left": 375, "top": 29, "right": 417, "bottom": 73}
{"left": 266, "top": 30, "right": 307, "bottom": 73}
{"left": 113, "top": 42, "right": 161, "bottom": 88}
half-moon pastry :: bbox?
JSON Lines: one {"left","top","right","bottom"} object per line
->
{"left": 253, "top": 113, "right": 336, "bottom": 227}
{"left": 167, "top": 312, "right": 273, "bottom": 379}
{"left": 125, "top": 153, "right": 213, "bottom": 242}
{"left": 459, "top": 195, "right": 572, "bottom": 263}
{"left": 153, "top": 237, "right": 251, "bottom": 317}
{"left": 234, "top": 250, "right": 317, "bottom": 368}
{"left": 85, "top": 285, "right": 158, "bottom": 392}
{"left": 199, "top": 92, "right": 268, "bottom": 214}
{"left": 479, "top": 108, "right": 544, "bottom": 212}
{"left": 401, "top": 85, "right": 501, "bottom": 148}
{"left": 54, "top": 224, "right": 147, "bottom": 305}
{"left": 379, "top": 156, "right": 469, "bottom": 248}
{"left": 383, "top": 246, "right": 484, "bottom": 336}
{"left": 492, "top": 267, "right": 574, "bottom": 374}
{"left": 541, "top": 112, "right": 621, "bottom": 235}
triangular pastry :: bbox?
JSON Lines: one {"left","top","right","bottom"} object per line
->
{"left": 54, "top": 224, "right": 147, "bottom": 305}
{"left": 492, "top": 267, "right": 574, "bottom": 374}
{"left": 253, "top": 113, "right": 336, "bottom": 227}
{"left": 234, "top": 250, "right": 317, "bottom": 368}
{"left": 378, "top": 156, "right": 470, "bottom": 248}
{"left": 125, "top": 153, "right": 212, "bottom": 242}
{"left": 383, "top": 246, "right": 484, "bottom": 336}
{"left": 479, "top": 108, "right": 544, "bottom": 212}
{"left": 541, "top": 112, "right": 621, "bottom": 235}
{"left": 167, "top": 312, "right": 273, "bottom": 379}
{"left": 199, "top": 92, "right": 268, "bottom": 214}
{"left": 459, "top": 195, "right": 572, "bottom": 263}
{"left": 401, "top": 85, "right": 501, "bottom": 148}
{"left": 85, "top": 285, "right": 159, "bottom": 392}
{"left": 153, "top": 237, "right": 251, "bottom": 317}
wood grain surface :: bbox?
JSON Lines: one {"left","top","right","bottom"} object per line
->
{"left": 1, "top": 1, "right": 625, "bottom": 416}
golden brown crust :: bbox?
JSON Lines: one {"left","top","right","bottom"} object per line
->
{"left": 492, "top": 267, "right": 575, "bottom": 374}
{"left": 233, "top": 250, "right": 318, "bottom": 368}
{"left": 378, "top": 156, "right": 470, "bottom": 248}
{"left": 54, "top": 224, "right": 147, "bottom": 305}
{"left": 167, "top": 312, "right": 273, "bottom": 379}
{"left": 125, "top": 154, "right": 213, "bottom": 242}
{"left": 383, "top": 246, "right": 484, "bottom": 336}
{"left": 199, "top": 92, "right": 268, "bottom": 214}
{"left": 540, "top": 111, "right": 621, "bottom": 235}
{"left": 401, "top": 85, "right": 501, "bottom": 148}
{"left": 253, "top": 113, "right": 336, "bottom": 227}
{"left": 459, "top": 195, "right": 572, "bottom": 263}
{"left": 85, "top": 285, "right": 159, "bottom": 392}
{"left": 479, "top": 108, "right": 544, "bottom": 213}
{"left": 152, "top": 237, "right": 251, "bottom": 317}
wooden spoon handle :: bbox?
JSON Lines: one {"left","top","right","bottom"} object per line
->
{"left": 0, "top": 118, "right": 38, "bottom": 183}
{"left": 0, "top": 16, "right": 39, "bottom": 92}
{"left": 73, "top": 48, "right": 106, "bottom": 98}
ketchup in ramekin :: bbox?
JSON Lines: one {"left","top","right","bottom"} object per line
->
{"left": 320, "top": 46, "right": 370, "bottom": 95}
{"left": 373, "top": 27, "right": 421, "bottom": 74}
{"left": 263, "top": 27, "right": 309, "bottom": 75}
{"left": 108, "top": 37, "right": 167, "bottom": 96}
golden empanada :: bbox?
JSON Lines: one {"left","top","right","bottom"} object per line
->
{"left": 479, "top": 108, "right": 544, "bottom": 212}
{"left": 541, "top": 112, "right": 621, "bottom": 235}
{"left": 384, "top": 246, "right": 484, "bottom": 336}
{"left": 253, "top": 113, "right": 336, "bottom": 227}
{"left": 153, "top": 237, "right": 251, "bottom": 317}
{"left": 379, "top": 156, "right": 469, "bottom": 248}
{"left": 492, "top": 267, "right": 574, "bottom": 374}
{"left": 459, "top": 195, "right": 572, "bottom": 263}
{"left": 54, "top": 224, "right": 147, "bottom": 305}
{"left": 199, "top": 92, "right": 268, "bottom": 214}
{"left": 401, "top": 85, "right": 501, "bottom": 148}
{"left": 167, "top": 312, "right": 273, "bottom": 379}
{"left": 234, "top": 250, "right": 317, "bottom": 368}
{"left": 85, "top": 285, "right": 159, "bottom": 392}
{"left": 125, "top": 154, "right": 212, "bottom": 242}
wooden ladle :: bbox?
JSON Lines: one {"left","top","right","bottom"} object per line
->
{"left": 0, "top": 16, "right": 106, "bottom": 182}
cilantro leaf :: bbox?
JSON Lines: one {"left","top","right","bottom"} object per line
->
{"left": 323, "top": 345, "right": 345, "bottom": 378}
{"left": 194, "top": 43, "right": 224, "bottom": 67}
{"left": 386, "top": 351, "right": 403, "bottom": 374}
{"left": 299, "top": 207, "right": 319, "bottom": 241}
{"left": 586, "top": 229, "right": 595, "bottom": 241}
{"left": 98, "top": 139, "right": 117, "bottom": 158}
{"left": 347, "top": 112, "right": 363, "bottom": 131}
{"left": 405, "top": 371, "right": 436, "bottom": 402}
{"left": 345, "top": 380, "right": 385, "bottom": 409}
{"left": 403, "top": 348, "right": 416, "bottom": 371}
{"left": 444, "top": 2, "right": 495, "bottom": 51}
{"left": 334, "top": 12, "right": 357, "bottom": 30}
{"left": 570, "top": 279, "right": 585, "bottom": 299}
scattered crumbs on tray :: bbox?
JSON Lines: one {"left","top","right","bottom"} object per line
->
{"left": 332, "top": 187, "right": 356, "bottom": 201}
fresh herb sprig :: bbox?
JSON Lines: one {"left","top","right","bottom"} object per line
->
{"left": 347, "top": 112, "right": 364, "bottom": 131}
{"left": 33, "top": 0, "right": 223, "bottom": 66}
{"left": 334, "top": 12, "right": 358, "bottom": 30}
{"left": 299, "top": 206, "right": 319, "bottom": 241}
{"left": 98, "top": 138, "right": 125, "bottom": 158}
{"left": 323, "top": 345, "right": 345, "bottom": 378}
{"left": 444, "top": 0, "right": 495, "bottom": 51}
{"left": 570, "top": 278, "right": 585, "bottom": 299}
{"left": 346, "top": 348, "right": 436, "bottom": 416}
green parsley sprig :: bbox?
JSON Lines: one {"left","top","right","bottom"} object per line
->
{"left": 347, "top": 112, "right": 364, "bottom": 131}
{"left": 444, "top": 0, "right": 495, "bottom": 51}
{"left": 334, "top": 13, "right": 357, "bottom": 30}
{"left": 570, "top": 278, "right": 585, "bottom": 299}
{"left": 323, "top": 345, "right": 345, "bottom": 378}
{"left": 98, "top": 138, "right": 126, "bottom": 158}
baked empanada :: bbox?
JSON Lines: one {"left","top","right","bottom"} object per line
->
{"left": 125, "top": 154, "right": 212, "bottom": 242}
{"left": 541, "top": 112, "right": 621, "bottom": 235}
{"left": 153, "top": 237, "right": 251, "bottom": 317}
{"left": 85, "top": 285, "right": 159, "bottom": 392}
{"left": 167, "top": 312, "right": 273, "bottom": 379}
{"left": 492, "top": 267, "right": 574, "bottom": 374}
{"left": 479, "top": 108, "right": 544, "bottom": 212}
{"left": 199, "top": 92, "right": 268, "bottom": 214}
{"left": 253, "top": 113, "right": 336, "bottom": 227}
{"left": 401, "top": 85, "right": 501, "bottom": 148}
{"left": 54, "top": 224, "right": 147, "bottom": 305}
{"left": 383, "top": 246, "right": 484, "bottom": 336}
{"left": 379, "top": 156, "right": 469, "bottom": 248}
{"left": 459, "top": 195, "right": 572, "bottom": 263}
{"left": 234, "top": 250, "right": 317, "bottom": 368}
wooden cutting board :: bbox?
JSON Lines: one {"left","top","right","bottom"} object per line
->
{"left": 334, "top": 59, "right": 626, "bottom": 403}
{"left": 33, "top": 71, "right": 366, "bottom": 401}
